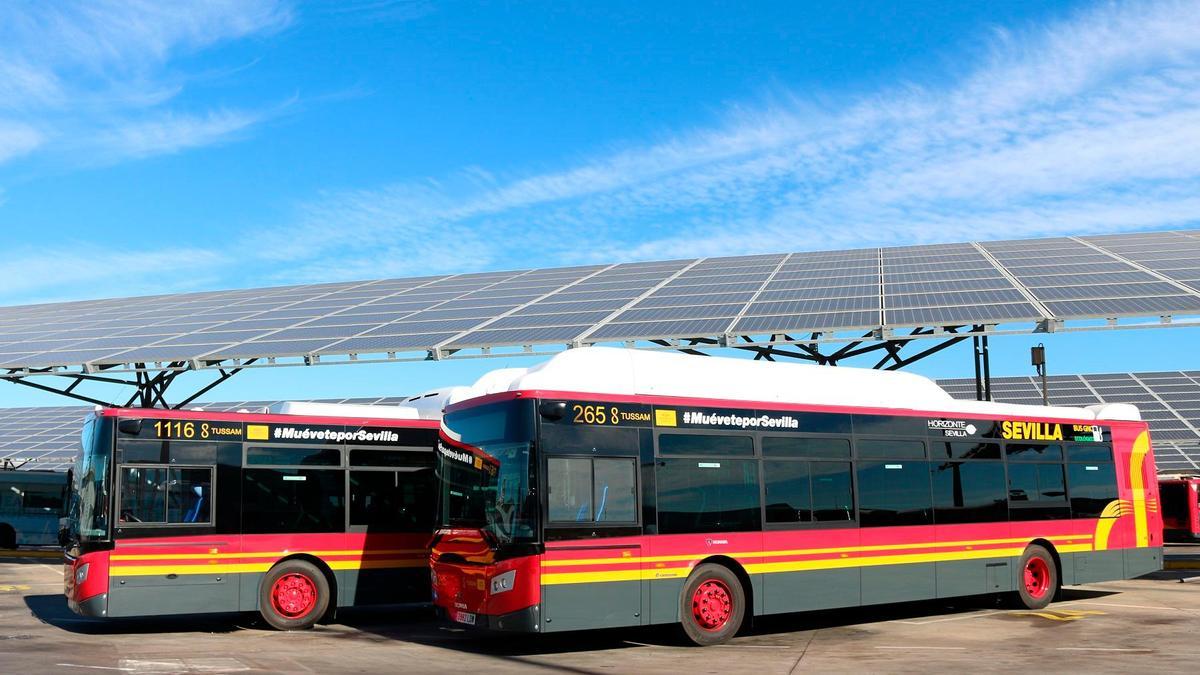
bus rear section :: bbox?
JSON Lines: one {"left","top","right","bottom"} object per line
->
{"left": 1159, "top": 475, "right": 1200, "bottom": 540}
{"left": 429, "top": 348, "right": 1164, "bottom": 645}
{"left": 63, "top": 401, "right": 445, "bottom": 629}
{"left": 0, "top": 469, "right": 68, "bottom": 549}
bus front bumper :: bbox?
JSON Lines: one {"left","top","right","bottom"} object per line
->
{"left": 435, "top": 604, "right": 541, "bottom": 632}
{"left": 68, "top": 593, "right": 108, "bottom": 618}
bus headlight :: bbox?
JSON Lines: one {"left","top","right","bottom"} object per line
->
{"left": 490, "top": 570, "right": 516, "bottom": 595}
{"left": 75, "top": 563, "right": 89, "bottom": 584}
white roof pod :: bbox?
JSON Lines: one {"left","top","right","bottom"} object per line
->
{"left": 1085, "top": 403, "right": 1142, "bottom": 422}
{"left": 455, "top": 347, "right": 1121, "bottom": 421}
{"left": 268, "top": 387, "right": 464, "bottom": 421}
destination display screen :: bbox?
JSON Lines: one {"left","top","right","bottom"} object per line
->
{"left": 119, "top": 418, "right": 422, "bottom": 446}
{"left": 546, "top": 399, "right": 1108, "bottom": 441}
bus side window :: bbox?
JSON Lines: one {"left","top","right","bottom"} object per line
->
{"left": 930, "top": 461, "right": 1007, "bottom": 523}
{"left": 1066, "top": 460, "right": 1118, "bottom": 518}
{"left": 167, "top": 468, "right": 212, "bottom": 524}
{"left": 656, "top": 458, "right": 760, "bottom": 534}
{"left": 856, "top": 460, "right": 933, "bottom": 527}
{"left": 119, "top": 466, "right": 213, "bottom": 525}
{"left": 120, "top": 467, "right": 167, "bottom": 524}
{"left": 548, "top": 457, "right": 592, "bottom": 522}
{"left": 762, "top": 460, "right": 854, "bottom": 524}
{"left": 547, "top": 457, "right": 637, "bottom": 523}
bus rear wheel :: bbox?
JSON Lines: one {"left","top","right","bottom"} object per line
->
{"left": 259, "top": 560, "right": 330, "bottom": 630}
{"left": 679, "top": 563, "right": 745, "bottom": 646}
{"left": 1012, "top": 544, "right": 1057, "bottom": 610}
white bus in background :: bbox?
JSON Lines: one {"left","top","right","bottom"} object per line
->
{"left": 0, "top": 468, "right": 69, "bottom": 548}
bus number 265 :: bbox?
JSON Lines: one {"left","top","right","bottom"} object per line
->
{"left": 572, "top": 404, "right": 620, "bottom": 425}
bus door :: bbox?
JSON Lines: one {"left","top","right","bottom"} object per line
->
{"left": 541, "top": 450, "right": 644, "bottom": 631}
{"left": 109, "top": 462, "right": 230, "bottom": 616}
{"left": 929, "top": 440, "right": 1012, "bottom": 597}
{"left": 345, "top": 446, "right": 438, "bottom": 605}
{"left": 106, "top": 428, "right": 236, "bottom": 618}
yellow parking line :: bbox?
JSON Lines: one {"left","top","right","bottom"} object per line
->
{"left": 1011, "top": 609, "right": 1105, "bottom": 621}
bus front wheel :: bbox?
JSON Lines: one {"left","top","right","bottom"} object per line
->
{"left": 259, "top": 560, "right": 330, "bottom": 631}
{"left": 678, "top": 563, "right": 745, "bottom": 646}
{"left": 1012, "top": 544, "right": 1058, "bottom": 610}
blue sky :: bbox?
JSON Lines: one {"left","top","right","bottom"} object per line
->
{"left": 1, "top": 0, "right": 1199, "bottom": 407}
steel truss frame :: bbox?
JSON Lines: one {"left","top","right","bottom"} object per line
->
{"left": 2, "top": 359, "right": 257, "bottom": 409}
{"left": 661, "top": 325, "right": 995, "bottom": 398}
{"left": 3, "top": 327, "right": 998, "bottom": 408}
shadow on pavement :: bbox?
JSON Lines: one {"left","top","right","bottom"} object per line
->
{"left": 339, "top": 588, "right": 1120, "bottom": 662}
{"left": 23, "top": 594, "right": 247, "bottom": 635}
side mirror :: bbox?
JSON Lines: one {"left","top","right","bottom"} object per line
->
{"left": 117, "top": 419, "right": 143, "bottom": 435}
{"left": 538, "top": 401, "right": 567, "bottom": 420}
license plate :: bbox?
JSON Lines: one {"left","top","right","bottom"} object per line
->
{"left": 454, "top": 611, "right": 476, "bottom": 626}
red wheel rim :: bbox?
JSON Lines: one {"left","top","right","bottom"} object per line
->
{"left": 271, "top": 573, "right": 318, "bottom": 619}
{"left": 1023, "top": 556, "right": 1051, "bottom": 599}
{"left": 691, "top": 579, "right": 733, "bottom": 631}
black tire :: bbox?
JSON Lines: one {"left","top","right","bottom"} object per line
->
{"left": 259, "top": 559, "right": 331, "bottom": 631}
{"left": 678, "top": 563, "right": 746, "bottom": 646}
{"left": 1012, "top": 544, "right": 1058, "bottom": 610}
{"left": 0, "top": 524, "right": 16, "bottom": 549}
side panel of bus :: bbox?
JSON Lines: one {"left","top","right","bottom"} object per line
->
{"left": 0, "top": 472, "right": 67, "bottom": 547}
{"left": 535, "top": 408, "right": 1161, "bottom": 632}
{"left": 75, "top": 413, "right": 438, "bottom": 620}
{"left": 1112, "top": 424, "right": 1163, "bottom": 578}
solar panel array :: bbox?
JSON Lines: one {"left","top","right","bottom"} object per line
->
{"left": 0, "top": 397, "right": 414, "bottom": 471}
{"left": 0, "top": 230, "right": 1198, "bottom": 373}
{"left": 4, "top": 370, "right": 1198, "bottom": 472}
{"left": 939, "top": 371, "right": 1200, "bottom": 473}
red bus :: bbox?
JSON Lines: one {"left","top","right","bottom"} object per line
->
{"left": 431, "top": 348, "right": 1163, "bottom": 645}
{"left": 63, "top": 398, "right": 446, "bottom": 630}
{"left": 1159, "top": 474, "right": 1200, "bottom": 540}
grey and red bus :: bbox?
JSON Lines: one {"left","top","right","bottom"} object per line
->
{"left": 1159, "top": 474, "right": 1200, "bottom": 540}
{"left": 430, "top": 348, "right": 1164, "bottom": 645}
{"left": 63, "top": 401, "right": 442, "bottom": 629}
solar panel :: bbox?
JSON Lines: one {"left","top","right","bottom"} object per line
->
{"left": 937, "top": 370, "right": 1200, "bottom": 471}
{"left": 0, "top": 230, "right": 1198, "bottom": 372}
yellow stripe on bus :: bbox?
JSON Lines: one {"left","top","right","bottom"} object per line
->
{"left": 109, "top": 558, "right": 426, "bottom": 577}
{"left": 1130, "top": 431, "right": 1151, "bottom": 548}
{"left": 540, "top": 543, "right": 1096, "bottom": 585}
{"left": 540, "top": 535, "right": 1093, "bottom": 568}
{"left": 110, "top": 549, "right": 426, "bottom": 561}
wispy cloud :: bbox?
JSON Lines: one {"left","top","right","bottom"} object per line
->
{"left": 0, "top": 1, "right": 292, "bottom": 167}
{"left": 5, "top": 1, "right": 1200, "bottom": 306}
{"left": 271, "top": 0, "right": 1200, "bottom": 279}
{"left": 87, "top": 106, "right": 282, "bottom": 162}
{"left": 0, "top": 245, "right": 229, "bottom": 306}
{"left": 0, "top": 121, "right": 42, "bottom": 164}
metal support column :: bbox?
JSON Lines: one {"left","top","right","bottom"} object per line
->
{"left": 981, "top": 335, "right": 992, "bottom": 401}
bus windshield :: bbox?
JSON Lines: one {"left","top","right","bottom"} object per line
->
{"left": 71, "top": 415, "right": 112, "bottom": 542}
{"left": 438, "top": 399, "right": 536, "bottom": 545}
